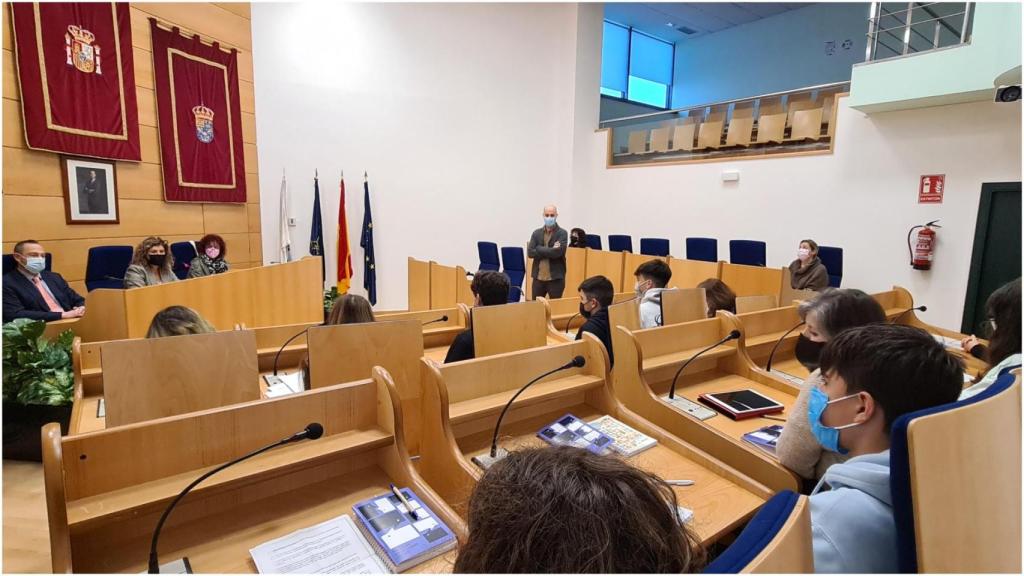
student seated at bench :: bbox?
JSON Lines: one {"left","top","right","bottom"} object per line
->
{"left": 444, "top": 271, "right": 509, "bottom": 363}
{"left": 454, "top": 446, "right": 705, "bottom": 573}
{"left": 776, "top": 289, "right": 886, "bottom": 482}
{"left": 300, "top": 293, "right": 376, "bottom": 382}
{"left": 697, "top": 278, "right": 736, "bottom": 317}
{"left": 961, "top": 277, "right": 1021, "bottom": 400}
{"left": 145, "top": 306, "right": 216, "bottom": 338}
{"left": 576, "top": 275, "right": 615, "bottom": 366}
{"left": 808, "top": 324, "right": 962, "bottom": 573}
{"left": 634, "top": 259, "right": 672, "bottom": 329}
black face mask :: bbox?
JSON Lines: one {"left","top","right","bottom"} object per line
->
{"left": 795, "top": 333, "right": 826, "bottom": 371}
{"left": 147, "top": 254, "right": 167, "bottom": 268}
{"left": 579, "top": 301, "right": 592, "bottom": 319}
{"left": 571, "top": 235, "right": 581, "bottom": 245}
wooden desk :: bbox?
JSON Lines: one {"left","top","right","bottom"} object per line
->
{"left": 720, "top": 262, "right": 786, "bottom": 299}
{"left": 584, "top": 249, "right": 626, "bottom": 293}
{"left": 661, "top": 288, "right": 708, "bottom": 326}
{"left": 471, "top": 300, "right": 549, "bottom": 358}
{"left": 43, "top": 370, "right": 466, "bottom": 573}
{"left": 667, "top": 257, "right": 722, "bottom": 289}
{"left": 541, "top": 292, "right": 634, "bottom": 333}
{"left": 613, "top": 314, "right": 801, "bottom": 492}
{"left": 408, "top": 257, "right": 431, "bottom": 311}
{"left": 418, "top": 338, "right": 772, "bottom": 546}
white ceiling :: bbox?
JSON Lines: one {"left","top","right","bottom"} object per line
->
{"left": 603, "top": 2, "right": 811, "bottom": 43}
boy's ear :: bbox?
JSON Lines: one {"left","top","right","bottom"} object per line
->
{"left": 853, "top": 391, "right": 877, "bottom": 424}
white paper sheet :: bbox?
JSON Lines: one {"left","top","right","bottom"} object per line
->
{"left": 249, "top": 514, "right": 388, "bottom": 574}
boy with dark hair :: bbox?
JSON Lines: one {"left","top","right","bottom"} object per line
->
{"left": 634, "top": 259, "right": 672, "bottom": 329}
{"left": 576, "top": 275, "right": 615, "bottom": 366}
{"left": 808, "top": 324, "right": 962, "bottom": 573}
{"left": 444, "top": 271, "right": 510, "bottom": 363}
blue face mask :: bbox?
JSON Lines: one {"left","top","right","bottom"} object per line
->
{"left": 807, "top": 387, "right": 861, "bottom": 454}
{"left": 23, "top": 257, "right": 46, "bottom": 275}
{"left": 544, "top": 216, "right": 556, "bottom": 227}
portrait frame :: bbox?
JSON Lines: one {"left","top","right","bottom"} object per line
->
{"left": 60, "top": 155, "right": 120, "bottom": 224}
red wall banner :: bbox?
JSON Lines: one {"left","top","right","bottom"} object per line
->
{"left": 150, "top": 19, "right": 246, "bottom": 203}
{"left": 10, "top": 2, "right": 141, "bottom": 161}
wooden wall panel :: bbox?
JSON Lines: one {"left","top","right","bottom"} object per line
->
{"left": 2, "top": 4, "right": 263, "bottom": 285}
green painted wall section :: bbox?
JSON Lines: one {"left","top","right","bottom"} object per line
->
{"left": 848, "top": 3, "right": 1022, "bottom": 113}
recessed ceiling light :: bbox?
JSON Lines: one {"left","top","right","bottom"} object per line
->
{"left": 666, "top": 22, "right": 673, "bottom": 27}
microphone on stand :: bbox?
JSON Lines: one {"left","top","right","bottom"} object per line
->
{"left": 472, "top": 356, "right": 586, "bottom": 470}
{"left": 148, "top": 423, "right": 325, "bottom": 573}
{"left": 667, "top": 331, "right": 741, "bottom": 400}
{"left": 272, "top": 327, "right": 314, "bottom": 376}
{"left": 564, "top": 312, "right": 582, "bottom": 334}
{"left": 765, "top": 321, "right": 805, "bottom": 372}
{"left": 422, "top": 315, "right": 449, "bottom": 326}
{"left": 891, "top": 305, "right": 927, "bottom": 324}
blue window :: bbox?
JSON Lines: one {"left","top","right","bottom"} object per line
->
{"left": 601, "top": 21, "right": 674, "bottom": 109}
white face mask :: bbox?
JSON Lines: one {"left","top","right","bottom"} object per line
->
{"left": 798, "top": 248, "right": 811, "bottom": 261}
{"left": 635, "top": 280, "right": 649, "bottom": 298}
{"left": 543, "top": 216, "right": 556, "bottom": 227}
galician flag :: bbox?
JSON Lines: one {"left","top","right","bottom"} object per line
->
{"left": 337, "top": 174, "right": 353, "bottom": 293}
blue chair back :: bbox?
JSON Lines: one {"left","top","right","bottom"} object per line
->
{"left": 608, "top": 234, "right": 632, "bottom": 253}
{"left": 704, "top": 490, "right": 806, "bottom": 572}
{"left": 640, "top": 238, "right": 670, "bottom": 256}
{"left": 817, "top": 246, "right": 843, "bottom": 287}
{"left": 171, "top": 241, "right": 198, "bottom": 280}
{"left": 477, "top": 241, "right": 500, "bottom": 272}
{"left": 2, "top": 253, "right": 52, "bottom": 275}
{"left": 890, "top": 371, "right": 1020, "bottom": 573}
{"left": 585, "top": 234, "right": 602, "bottom": 250}
{"left": 84, "top": 246, "right": 134, "bottom": 291}
{"left": 500, "top": 246, "right": 526, "bottom": 302}
{"left": 686, "top": 237, "right": 718, "bottom": 262}
{"left": 730, "top": 240, "right": 767, "bottom": 267}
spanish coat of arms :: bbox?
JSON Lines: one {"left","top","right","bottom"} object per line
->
{"left": 65, "top": 25, "right": 101, "bottom": 74}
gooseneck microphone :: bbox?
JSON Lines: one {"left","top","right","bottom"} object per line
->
{"left": 766, "top": 321, "right": 805, "bottom": 372}
{"left": 473, "top": 356, "right": 586, "bottom": 469}
{"left": 668, "top": 331, "right": 741, "bottom": 400}
{"left": 148, "top": 423, "right": 324, "bottom": 573}
{"left": 564, "top": 312, "right": 582, "bottom": 334}
{"left": 272, "top": 328, "right": 313, "bottom": 375}
{"left": 422, "top": 315, "right": 449, "bottom": 326}
{"left": 891, "top": 305, "right": 927, "bottom": 324}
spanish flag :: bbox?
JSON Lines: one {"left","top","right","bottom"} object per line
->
{"left": 337, "top": 174, "right": 353, "bottom": 293}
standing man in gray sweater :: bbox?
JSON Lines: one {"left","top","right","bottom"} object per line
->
{"left": 527, "top": 204, "right": 569, "bottom": 299}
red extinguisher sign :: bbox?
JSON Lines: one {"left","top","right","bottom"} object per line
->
{"left": 919, "top": 175, "right": 945, "bottom": 204}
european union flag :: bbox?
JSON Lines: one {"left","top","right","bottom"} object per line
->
{"left": 310, "top": 174, "right": 325, "bottom": 285}
{"left": 360, "top": 177, "right": 376, "bottom": 305}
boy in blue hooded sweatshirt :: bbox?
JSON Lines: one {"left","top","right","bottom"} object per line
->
{"left": 808, "top": 324, "right": 962, "bottom": 573}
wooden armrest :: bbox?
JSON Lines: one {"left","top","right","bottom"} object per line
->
{"left": 449, "top": 375, "right": 603, "bottom": 425}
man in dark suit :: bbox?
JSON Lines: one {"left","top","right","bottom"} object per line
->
{"left": 527, "top": 204, "right": 569, "bottom": 299}
{"left": 3, "top": 240, "right": 85, "bottom": 323}
{"left": 444, "top": 270, "right": 510, "bottom": 364}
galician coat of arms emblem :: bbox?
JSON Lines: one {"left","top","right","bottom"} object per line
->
{"left": 65, "top": 25, "right": 101, "bottom": 74}
{"left": 192, "top": 105, "right": 215, "bottom": 144}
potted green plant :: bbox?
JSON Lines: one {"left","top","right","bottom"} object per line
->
{"left": 2, "top": 318, "right": 75, "bottom": 461}
{"left": 323, "top": 286, "right": 340, "bottom": 322}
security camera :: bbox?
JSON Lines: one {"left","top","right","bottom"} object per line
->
{"left": 995, "top": 85, "right": 1021, "bottom": 102}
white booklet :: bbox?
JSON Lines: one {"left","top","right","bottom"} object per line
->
{"left": 588, "top": 415, "right": 658, "bottom": 457}
{"left": 250, "top": 514, "right": 389, "bottom": 574}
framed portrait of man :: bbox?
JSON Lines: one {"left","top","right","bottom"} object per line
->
{"left": 61, "top": 156, "right": 119, "bottom": 224}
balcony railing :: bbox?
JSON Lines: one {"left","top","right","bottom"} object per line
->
{"left": 865, "top": 2, "right": 973, "bottom": 62}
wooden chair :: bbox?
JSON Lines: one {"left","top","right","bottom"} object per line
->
{"left": 736, "top": 294, "right": 779, "bottom": 314}
{"left": 471, "top": 300, "right": 549, "bottom": 358}
{"left": 703, "top": 490, "right": 813, "bottom": 573}
{"left": 627, "top": 130, "right": 647, "bottom": 154}
{"left": 785, "top": 92, "right": 817, "bottom": 128}
{"left": 408, "top": 257, "right": 432, "bottom": 310}
{"left": 667, "top": 257, "right": 722, "bottom": 289}
{"left": 720, "top": 262, "right": 786, "bottom": 299}
{"left": 754, "top": 97, "right": 786, "bottom": 144}
{"left": 650, "top": 124, "right": 671, "bottom": 153}
{"left": 101, "top": 330, "right": 260, "bottom": 428}
{"left": 787, "top": 107, "right": 824, "bottom": 141}
{"left": 417, "top": 337, "right": 772, "bottom": 545}
{"left": 724, "top": 102, "right": 755, "bottom": 148}
{"left": 670, "top": 117, "right": 698, "bottom": 152}
{"left": 583, "top": 249, "right": 626, "bottom": 293}
{"left": 660, "top": 287, "right": 708, "bottom": 325}
{"left": 890, "top": 369, "right": 1021, "bottom": 572}
{"left": 697, "top": 109, "right": 726, "bottom": 150}
{"left": 612, "top": 313, "right": 800, "bottom": 492}
{"left": 42, "top": 369, "right": 466, "bottom": 573}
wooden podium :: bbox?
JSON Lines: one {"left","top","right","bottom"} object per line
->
{"left": 44, "top": 258, "right": 324, "bottom": 343}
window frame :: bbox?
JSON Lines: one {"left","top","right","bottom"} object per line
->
{"left": 601, "top": 20, "right": 675, "bottom": 110}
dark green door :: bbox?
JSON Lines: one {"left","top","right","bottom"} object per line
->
{"left": 962, "top": 182, "right": 1022, "bottom": 334}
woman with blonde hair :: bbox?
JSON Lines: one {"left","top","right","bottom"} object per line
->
{"left": 145, "top": 305, "right": 215, "bottom": 338}
{"left": 125, "top": 236, "right": 178, "bottom": 288}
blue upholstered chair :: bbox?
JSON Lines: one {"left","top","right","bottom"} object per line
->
{"left": 500, "top": 246, "right": 526, "bottom": 303}
{"left": 84, "top": 246, "right": 133, "bottom": 291}
{"left": 704, "top": 490, "right": 813, "bottom": 572}
{"left": 817, "top": 246, "right": 843, "bottom": 288}
{"left": 477, "top": 241, "right": 501, "bottom": 272}
{"left": 2, "top": 253, "right": 52, "bottom": 275}
{"left": 730, "top": 240, "right": 767, "bottom": 267}
{"left": 890, "top": 369, "right": 1021, "bottom": 573}
{"left": 585, "top": 234, "right": 602, "bottom": 250}
{"left": 608, "top": 234, "right": 632, "bottom": 253}
{"left": 686, "top": 237, "right": 718, "bottom": 262}
{"left": 171, "top": 241, "right": 198, "bottom": 280}
{"left": 639, "top": 238, "right": 670, "bottom": 257}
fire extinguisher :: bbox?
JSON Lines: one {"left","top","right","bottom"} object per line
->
{"left": 907, "top": 220, "right": 941, "bottom": 270}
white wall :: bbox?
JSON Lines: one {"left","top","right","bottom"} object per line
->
{"left": 252, "top": 3, "right": 579, "bottom": 308}
{"left": 571, "top": 98, "right": 1022, "bottom": 330}
{"left": 672, "top": 3, "right": 869, "bottom": 108}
